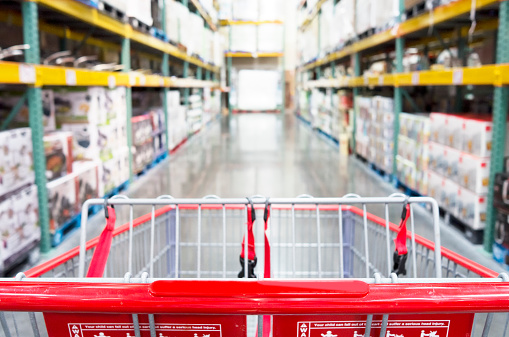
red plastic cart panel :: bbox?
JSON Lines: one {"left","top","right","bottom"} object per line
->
{"left": 44, "top": 314, "right": 246, "bottom": 337}
{"left": 273, "top": 314, "right": 474, "bottom": 337}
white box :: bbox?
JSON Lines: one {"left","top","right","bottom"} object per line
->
{"left": 54, "top": 87, "right": 107, "bottom": 126}
{"left": 257, "top": 24, "right": 284, "bottom": 52}
{"left": 0, "top": 185, "right": 39, "bottom": 269}
{"left": 456, "top": 186, "right": 487, "bottom": 230}
{"left": 73, "top": 161, "right": 100, "bottom": 206}
{"left": 0, "top": 128, "right": 34, "bottom": 197}
{"left": 258, "top": 0, "right": 283, "bottom": 20}
{"left": 127, "top": 0, "right": 153, "bottom": 27}
{"left": 230, "top": 25, "right": 257, "bottom": 53}
{"left": 46, "top": 172, "right": 79, "bottom": 234}
{"left": 232, "top": 0, "right": 258, "bottom": 21}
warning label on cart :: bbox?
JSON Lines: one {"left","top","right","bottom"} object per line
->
{"left": 44, "top": 314, "right": 246, "bottom": 337}
{"left": 273, "top": 314, "right": 474, "bottom": 337}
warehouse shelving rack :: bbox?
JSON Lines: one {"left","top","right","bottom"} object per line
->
{"left": 296, "top": 0, "right": 508, "bottom": 253}
{"left": 221, "top": 19, "right": 285, "bottom": 115}
{"left": 0, "top": 0, "right": 221, "bottom": 255}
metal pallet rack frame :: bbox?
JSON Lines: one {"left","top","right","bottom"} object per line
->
{"left": 0, "top": 0, "right": 221, "bottom": 254}
{"left": 296, "top": 0, "right": 509, "bottom": 253}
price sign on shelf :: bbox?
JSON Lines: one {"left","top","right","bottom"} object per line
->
{"left": 363, "top": 75, "right": 369, "bottom": 85}
{"left": 129, "top": 73, "right": 136, "bottom": 86}
{"left": 108, "top": 75, "right": 116, "bottom": 89}
{"left": 65, "top": 69, "right": 77, "bottom": 86}
{"left": 18, "top": 64, "right": 36, "bottom": 83}
{"left": 411, "top": 72, "right": 420, "bottom": 85}
{"left": 453, "top": 69, "right": 464, "bottom": 85}
{"left": 139, "top": 76, "right": 146, "bottom": 86}
{"left": 159, "top": 78, "right": 165, "bottom": 86}
{"left": 378, "top": 76, "right": 384, "bottom": 86}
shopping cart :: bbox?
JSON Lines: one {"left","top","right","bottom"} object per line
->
{"left": 0, "top": 194, "right": 508, "bottom": 337}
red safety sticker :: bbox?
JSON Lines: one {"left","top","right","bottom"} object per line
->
{"left": 273, "top": 314, "right": 474, "bottom": 337}
{"left": 44, "top": 314, "right": 246, "bottom": 337}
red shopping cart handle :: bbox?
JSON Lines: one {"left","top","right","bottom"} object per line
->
{"left": 149, "top": 280, "right": 369, "bottom": 298}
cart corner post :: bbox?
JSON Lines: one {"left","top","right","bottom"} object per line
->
{"left": 22, "top": 0, "right": 51, "bottom": 253}
{"left": 122, "top": 37, "right": 134, "bottom": 182}
{"left": 485, "top": 0, "right": 509, "bottom": 253}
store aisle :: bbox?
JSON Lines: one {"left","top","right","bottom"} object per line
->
{"left": 41, "top": 113, "right": 502, "bottom": 273}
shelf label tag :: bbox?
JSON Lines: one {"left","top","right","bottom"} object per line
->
{"left": 378, "top": 76, "right": 384, "bottom": 86}
{"left": 139, "top": 76, "right": 146, "bottom": 86}
{"left": 129, "top": 74, "right": 136, "bottom": 86}
{"left": 412, "top": 72, "right": 420, "bottom": 85}
{"left": 108, "top": 75, "right": 116, "bottom": 89}
{"left": 19, "top": 64, "right": 36, "bottom": 83}
{"left": 159, "top": 78, "right": 165, "bottom": 86}
{"left": 65, "top": 69, "right": 77, "bottom": 86}
{"left": 363, "top": 75, "right": 369, "bottom": 85}
{"left": 453, "top": 69, "right": 463, "bottom": 85}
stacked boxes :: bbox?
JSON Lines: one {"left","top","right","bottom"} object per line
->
{"left": 0, "top": 90, "right": 56, "bottom": 132}
{"left": 149, "top": 108, "right": 167, "bottom": 158}
{"left": 0, "top": 128, "right": 35, "bottom": 197}
{"left": 188, "top": 90, "right": 204, "bottom": 133}
{"left": 46, "top": 172, "right": 79, "bottom": 235}
{"left": 396, "top": 113, "right": 430, "bottom": 194}
{"left": 428, "top": 113, "right": 509, "bottom": 230}
{"left": 167, "top": 91, "right": 188, "bottom": 151}
{"left": 355, "top": 96, "right": 394, "bottom": 172}
{"left": 132, "top": 115, "right": 154, "bottom": 173}
{"left": 0, "top": 128, "right": 39, "bottom": 271}
{"left": 0, "top": 185, "right": 40, "bottom": 271}
{"left": 55, "top": 86, "right": 128, "bottom": 196}
{"left": 43, "top": 132, "right": 73, "bottom": 182}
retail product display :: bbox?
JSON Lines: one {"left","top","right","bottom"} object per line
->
{"left": 167, "top": 91, "right": 188, "bottom": 151}
{"left": 46, "top": 171, "right": 79, "bottom": 235}
{"left": 43, "top": 131, "right": 73, "bottom": 182}
{"left": 355, "top": 96, "right": 394, "bottom": 172}
{"left": 230, "top": 25, "right": 257, "bottom": 53}
{"left": 0, "top": 128, "right": 34, "bottom": 198}
{"left": 188, "top": 90, "right": 204, "bottom": 133}
{"left": 0, "top": 184, "right": 39, "bottom": 271}
{"left": 257, "top": 24, "right": 284, "bottom": 53}
{"left": 0, "top": 90, "right": 55, "bottom": 131}
{"left": 396, "top": 113, "right": 430, "bottom": 194}
{"left": 132, "top": 115, "right": 154, "bottom": 173}
{"left": 73, "top": 161, "right": 100, "bottom": 205}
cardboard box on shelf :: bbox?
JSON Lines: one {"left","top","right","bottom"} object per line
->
{"left": 0, "top": 184, "right": 39, "bottom": 270}
{"left": 257, "top": 24, "right": 284, "bottom": 53}
{"left": 456, "top": 185, "right": 487, "bottom": 230}
{"left": 0, "top": 90, "right": 56, "bottom": 131}
{"left": 0, "top": 128, "right": 34, "bottom": 198}
{"left": 232, "top": 0, "right": 258, "bottom": 21}
{"left": 73, "top": 161, "right": 100, "bottom": 205}
{"left": 43, "top": 131, "right": 73, "bottom": 182}
{"left": 230, "top": 24, "right": 257, "bottom": 53}
{"left": 54, "top": 87, "right": 107, "bottom": 126}
{"left": 46, "top": 172, "right": 79, "bottom": 234}
{"left": 132, "top": 115, "right": 153, "bottom": 146}
{"left": 495, "top": 209, "right": 509, "bottom": 248}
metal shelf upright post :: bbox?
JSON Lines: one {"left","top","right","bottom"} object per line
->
{"left": 121, "top": 37, "right": 134, "bottom": 182}
{"left": 22, "top": 0, "right": 51, "bottom": 253}
{"left": 485, "top": 0, "right": 509, "bottom": 252}
{"left": 227, "top": 18, "right": 233, "bottom": 116}
{"left": 392, "top": 0, "right": 405, "bottom": 180}
{"left": 352, "top": 52, "right": 360, "bottom": 154}
{"left": 161, "top": 0, "right": 170, "bottom": 152}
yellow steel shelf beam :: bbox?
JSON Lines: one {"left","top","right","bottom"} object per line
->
{"left": 34, "top": 0, "right": 219, "bottom": 73}
{"left": 0, "top": 61, "right": 220, "bottom": 88}
{"left": 225, "top": 52, "right": 284, "bottom": 58}
{"left": 299, "top": 0, "right": 327, "bottom": 30}
{"left": 302, "top": 64, "right": 509, "bottom": 88}
{"left": 300, "top": 0, "right": 499, "bottom": 71}
{"left": 220, "top": 20, "right": 284, "bottom": 26}
{"left": 189, "top": 0, "right": 217, "bottom": 31}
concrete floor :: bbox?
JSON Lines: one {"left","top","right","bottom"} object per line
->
{"left": 39, "top": 112, "right": 502, "bottom": 273}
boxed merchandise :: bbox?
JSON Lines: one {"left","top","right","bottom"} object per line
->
{"left": 0, "top": 90, "right": 56, "bottom": 131}
{"left": 132, "top": 115, "right": 153, "bottom": 146}
{"left": 258, "top": 0, "right": 283, "bottom": 20}
{"left": 43, "top": 131, "right": 73, "bottom": 182}
{"left": 232, "top": 0, "right": 258, "bottom": 21}
{"left": 495, "top": 209, "right": 509, "bottom": 248}
{"left": 396, "top": 157, "right": 417, "bottom": 191}
{"left": 494, "top": 172, "right": 509, "bottom": 213}
{"left": 230, "top": 25, "right": 257, "bottom": 53}
{"left": 428, "top": 141, "right": 490, "bottom": 194}
{"left": 105, "top": 87, "right": 127, "bottom": 124}
{"left": 427, "top": 170, "right": 457, "bottom": 212}
{"left": 456, "top": 185, "right": 487, "bottom": 230}
{"left": 0, "top": 185, "right": 39, "bottom": 270}
{"left": 127, "top": 0, "right": 153, "bottom": 27}
{"left": 257, "top": 24, "right": 284, "bottom": 53}
{"left": 133, "top": 142, "right": 155, "bottom": 173}
{"left": 61, "top": 123, "right": 115, "bottom": 162}
{"left": 101, "top": 157, "right": 118, "bottom": 196}
{"left": 355, "top": 0, "right": 372, "bottom": 35}
{"left": 46, "top": 172, "right": 79, "bottom": 234}
{"left": 73, "top": 161, "right": 100, "bottom": 205}
{"left": 54, "top": 87, "right": 107, "bottom": 125}
{"left": 188, "top": 13, "right": 204, "bottom": 56}
{"left": 0, "top": 128, "right": 34, "bottom": 197}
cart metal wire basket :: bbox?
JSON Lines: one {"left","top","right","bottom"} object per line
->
{"left": 0, "top": 194, "right": 508, "bottom": 337}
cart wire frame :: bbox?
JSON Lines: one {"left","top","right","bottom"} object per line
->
{"left": 1, "top": 194, "right": 507, "bottom": 337}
